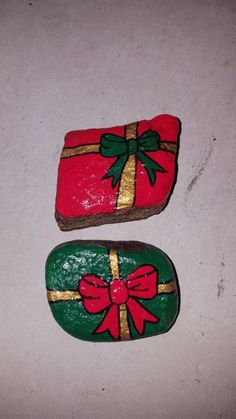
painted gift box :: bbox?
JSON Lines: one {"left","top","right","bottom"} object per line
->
{"left": 46, "top": 241, "right": 179, "bottom": 342}
{"left": 55, "top": 114, "right": 181, "bottom": 230}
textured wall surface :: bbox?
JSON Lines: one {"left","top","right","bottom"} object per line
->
{"left": 0, "top": 1, "right": 235, "bottom": 418}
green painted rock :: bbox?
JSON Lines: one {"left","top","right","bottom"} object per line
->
{"left": 46, "top": 241, "right": 179, "bottom": 342}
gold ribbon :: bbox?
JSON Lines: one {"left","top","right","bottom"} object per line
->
{"left": 116, "top": 123, "right": 137, "bottom": 210}
{"left": 47, "top": 250, "right": 177, "bottom": 341}
{"left": 108, "top": 249, "right": 130, "bottom": 340}
{"left": 47, "top": 280, "right": 177, "bottom": 302}
{"left": 60, "top": 124, "right": 177, "bottom": 210}
{"left": 47, "top": 290, "right": 81, "bottom": 302}
{"left": 61, "top": 144, "right": 100, "bottom": 158}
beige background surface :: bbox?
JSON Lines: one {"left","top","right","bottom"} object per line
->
{"left": 1, "top": 1, "right": 236, "bottom": 418}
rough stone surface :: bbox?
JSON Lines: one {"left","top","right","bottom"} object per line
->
{"left": 1, "top": 1, "right": 235, "bottom": 418}
{"left": 55, "top": 114, "right": 180, "bottom": 230}
{"left": 46, "top": 240, "right": 179, "bottom": 342}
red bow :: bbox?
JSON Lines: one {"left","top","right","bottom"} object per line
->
{"left": 79, "top": 265, "right": 159, "bottom": 340}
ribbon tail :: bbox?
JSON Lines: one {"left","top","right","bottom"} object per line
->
{"left": 127, "top": 298, "right": 159, "bottom": 335}
{"left": 102, "top": 154, "right": 129, "bottom": 188}
{"left": 137, "top": 152, "right": 166, "bottom": 186}
{"left": 95, "top": 305, "right": 120, "bottom": 340}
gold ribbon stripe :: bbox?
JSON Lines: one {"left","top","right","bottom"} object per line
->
{"left": 61, "top": 144, "right": 100, "bottom": 159}
{"left": 60, "top": 130, "right": 177, "bottom": 210}
{"left": 109, "top": 248, "right": 120, "bottom": 279}
{"left": 47, "top": 290, "right": 81, "bottom": 302}
{"left": 158, "top": 281, "right": 177, "bottom": 293}
{"left": 116, "top": 123, "right": 137, "bottom": 210}
{"left": 160, "top": 142, "right": 177, "bottom": 153}
{"left": 108, "top": 249, "right": 130, "bottom": 340}
{"left": 47, "top": 279, "right": 177, "bottom": 302}
{"left": 60, "top": 142, "right": 177, "bottom": 159}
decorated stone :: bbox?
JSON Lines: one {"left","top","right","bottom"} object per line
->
{"left": 55, "top": 114, "right": 181, "bottom": 230}
{"left": 46, "top": 241, "right": 179, "bottom": 342}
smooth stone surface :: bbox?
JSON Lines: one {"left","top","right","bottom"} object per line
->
{"left": 46, "top": 241, "right": 179, "bottom": 342}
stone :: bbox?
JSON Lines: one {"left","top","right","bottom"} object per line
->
{"left": 55, "top": 114, "right": 181, "bottom": 230}
{"left": 46, "top": 240, "right": 179, "bottom": 342}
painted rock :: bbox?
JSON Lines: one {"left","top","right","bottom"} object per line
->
{"left": 55, "top": 114, "right": 181, "bottom": 230}
{"left": 46, "top": 241, "right": 179, "bottom": 342}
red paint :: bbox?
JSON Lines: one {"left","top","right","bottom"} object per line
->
{"left": 110, "top": 280, "right": 129, "bottom": 304}
{"left": 79, "top": 265, "right": 159, "bottom": 340}
{"left": 56, "top": 114, "right": 180, "bottom": 219}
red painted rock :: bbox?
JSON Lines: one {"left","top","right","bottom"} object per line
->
{"left": 55, "top": 114, "right": 181, "bottom": 230}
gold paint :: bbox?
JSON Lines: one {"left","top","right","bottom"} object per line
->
{"left": 60, "top": 127, "right": 175, "bottom": 214}
{"left": 158, "top": 280, "right": 177, "bottom": 294}
{"left": 159, "top": 142, "right": 177, "bottom": 153}
{"left": 116, "top": 155, "right": 136, "bottom": 209}
{"left": 61, "top": 139, "right": 175, "bottom": 159}
{"left": 109, "top": 248, "right": 120, "bottom": 280}
{"left": 109, "top": 249, "right": 131, "bottom": 340}
{"left": 126, "top": 122, "right": 138, "bottom": 139}
{"left": 119, "top": 304, "right": 131, "bottom": 340}
{"left": 47, "top": 274, "right": 176, "bottom": 341}
{"left": 47, "top": 279, "right": 177, "bottom": 303}
{"left": 47, "top": 290, "right": 81, "bottom": 302}
{"left": 61, "top": 144, "right": 100, "bottom": 159}
{"left": 116, "top": 122, "right": 137, "bottom": 210}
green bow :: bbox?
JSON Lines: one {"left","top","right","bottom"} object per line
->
{"left": 100, "top": 130, "right": 166, "bottom": 188}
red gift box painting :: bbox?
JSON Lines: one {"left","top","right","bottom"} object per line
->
{"left": 55, "top": 114, "right": 181, "bottom": 230}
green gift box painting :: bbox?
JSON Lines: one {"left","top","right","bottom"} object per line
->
{"left": 46, "top": 241, "right": 179, "bottom": 342}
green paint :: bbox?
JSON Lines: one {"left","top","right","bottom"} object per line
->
{"left": 45, "top": 241, "right": 179, "bottom": 342}
{"left": 100, "top": 130, "right": 165, "bottom": 187}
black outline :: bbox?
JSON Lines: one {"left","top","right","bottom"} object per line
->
{"left": 92, "top": 305, "right": 120, "bottom": 341}
{"left": 116, "top": 123, "right": 138, "bottom": 208}
{"left": 125, "top": 263, "right": 159, "bottom": 337}
{"left": 79, "top": 273, "right": 109, "bottom": 289}
{"left": 77, "top": 273, "right": 111, "bottom": 313}
{"left": 126, "top": 264, "right": 156, "bottom": 281}
{"left": 92, "top": 248, "right": 124, "bottom": 340}
{"left": 57, "top": 119, "right": 182, "bottom": 230}
{"left": 126, "top": 297, "right": 159, "bottom": 338}
{"left": 158, "top": 117, "right": 182, "bottom": 213}
{"left": 102, "top": 153, "right": 130, "bottom": 188}
{"left": 46, "top": 241, "right": 180, "bottom": 342}
{"left": 89, "top": 249, "right": 116, "bottom": 339}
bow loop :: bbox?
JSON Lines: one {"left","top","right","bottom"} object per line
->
{"left": 126, "top": 265, "right": 158, "bottom": 299}
{"left": 100, "top": 134, "right": 127, "bottom": 157}
{"left": 79, "top": 275, "right": 110, "bottom": 314}
{"left": 138, "top": 130, "right": 160, "bottom": 151}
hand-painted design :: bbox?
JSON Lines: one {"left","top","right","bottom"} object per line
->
{"left": 47, "top": 248, "right": 177, "bottom": 341}
{"left": 61, "top": 144, "right": 100, "bottom": 158}
{"left": 79, "top": 271, "right": 158, "bottom": 340}
{"left": 60, "top": 122, "right": 177, "bottom": 211}
{"left": 116, "top": 122, "right": 137, "bottom": 210}
{"left": 100, "top": 126, "right": 165, "bottom": 187}
{"left": 47, "top": 279, "right": 177, "bottom": 302}
{"left": 79, "top": 249, "right": 159, "bottom": 340}
{"left": 46, "top": 241, "right": 179, "bottom": 341}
